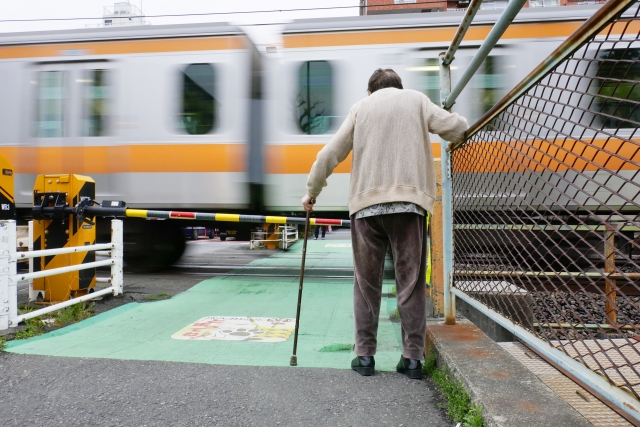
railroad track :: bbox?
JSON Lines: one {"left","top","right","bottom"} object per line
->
{"left": 173, "top": 263, "right": 394, "bottom": 279}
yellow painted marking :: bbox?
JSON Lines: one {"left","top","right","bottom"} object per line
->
{"left": 215, "top": 214, "right": 240, "bottom": 222}
{"left": 310, "top": 219, "right": 316, "bottom": 226}
{"left": 125, "top": 209, "right": 148, "bottom": 218}
{"left": 265, "top": 216, "right": 287, "bottom": 224}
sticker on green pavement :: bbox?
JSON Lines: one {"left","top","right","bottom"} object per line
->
{"left": 172, "top": 316, "right": 295, "bottom": 342}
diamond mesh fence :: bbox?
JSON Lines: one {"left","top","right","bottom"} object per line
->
{"left": 452, "top": 6, "right": 640, "bottom": 399}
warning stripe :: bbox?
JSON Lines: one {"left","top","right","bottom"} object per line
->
{"left": 0, "top": 185, "right": 14, "bottom": 203}
{"left": 124, "top": 209, "right": 351, "bottom": 227}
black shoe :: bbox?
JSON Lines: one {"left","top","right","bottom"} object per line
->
{"left": 396, "top": 356, "right": 422, "bottom": 379}
{"left": 351, "top": 356, "right": 375, "bottom": 376}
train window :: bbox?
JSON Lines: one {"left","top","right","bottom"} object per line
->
{"left": 417, "top": 58, "right": 441, "bottom": 105}
{"left": 180, "top": 64, "right": 216, "bottom": 135}
{"left": 296, "top": 61, "right": 333, "bottom": 135}
{"left": 81, "top": 69, "right": 110, "bottom": 137}
{"left": 590, "top": 48, "right": 640, "bottom": 129}
{"left": 34, "top": 71, "right": 66, "bottom": 138}
{"left": 472, "top": 56, "right": 505, "bottom": 121}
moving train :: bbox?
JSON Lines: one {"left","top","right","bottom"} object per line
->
{"left": 0, "top": 5, "right": 606, "bottom": 269}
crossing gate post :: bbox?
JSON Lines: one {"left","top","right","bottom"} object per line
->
{"left": 0, "top": 221, "right": 18, "bottom": 329}
{"left": 0, "top": 221, "right": 11, "bottom": 329}
{"left": 111, "top": 220, "right": 123, "bottom": 296}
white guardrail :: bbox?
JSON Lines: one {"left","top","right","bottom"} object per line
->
{"left": 0, "top": 219, "right": 123, "bottom": 330}
{"left": 250, "top": 225, "right": 299, "bottom": 250}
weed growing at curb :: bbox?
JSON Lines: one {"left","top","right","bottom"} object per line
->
{"left": 9, "top": 302, "right": 96, "bottom": 342}
{"left": 145, "top": 292, "right": 171, "bottom": 301}
{"left": 391, "top": 285, "right": 397, "bottom": 297}
{"left": 389, "top": 308, "right": 400, "bottom": 321}
{"left": 53, "top": 302, "right": 94, "bottom": 326}
{"left": 423, "top": 347, "right": 484, "bottom": 427}
{"left": 0, "top": 336, "right": 6, "bottom": 352}
{"left": 14, "top": 316, "right": 45, "bottom": 340}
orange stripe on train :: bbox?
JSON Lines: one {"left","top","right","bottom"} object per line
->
{"left": 1, "top": 144, "right": 246, "bottom": 174}
{"left": 0, "top": 36, "right": 246, "bottom": 60}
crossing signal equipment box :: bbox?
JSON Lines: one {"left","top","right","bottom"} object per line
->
{"left": 32, "top": 174, "right": 97, "bottom": 303}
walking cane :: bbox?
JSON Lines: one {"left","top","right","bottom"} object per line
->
{"left": 290, "top": 199, "right": 314, "bottom": 366}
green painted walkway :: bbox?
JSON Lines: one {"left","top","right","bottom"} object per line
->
{"left": 6, "top": 240, "right": 403, "bottom": 370}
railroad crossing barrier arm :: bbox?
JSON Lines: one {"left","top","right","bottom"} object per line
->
{"left": 32, "top": 198, "right": 350, "bottom": 228}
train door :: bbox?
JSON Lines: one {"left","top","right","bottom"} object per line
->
{"left": 264, "top": 39, "right": 365, "bottom": 213}
{"left": 25, "top": 60, "right": 115, "bottom": 195}
{"left": 404, "top": 50, "right": 453, "bottom": 157}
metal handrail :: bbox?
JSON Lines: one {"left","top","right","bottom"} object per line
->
{"left": 457, "top": 0, "right": 638, "bottom": 148}
{"left": 442, "top": 0, "right": 483, "bottom": 66}
{"left": 443, "top": 0, "right": 528, "bottom": 110}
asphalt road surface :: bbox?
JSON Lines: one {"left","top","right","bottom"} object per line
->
{"left": 2, "top": 233, "right": 453, "bottom": 427}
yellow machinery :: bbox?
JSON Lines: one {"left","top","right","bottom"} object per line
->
{"left": 0, "top": 154, "right": 15, "bottom": 220}
{"left": 32, "top": 174, "right": 97, "bottom": 303}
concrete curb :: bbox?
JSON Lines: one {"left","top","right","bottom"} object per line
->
{"left": 426, "top": 319, "right": 593, "bottom": 427}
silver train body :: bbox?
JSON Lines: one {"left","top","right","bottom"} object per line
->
{"left": 0, "top": 6, "right": 604, "bottom": 213}
{"left": 0, "top": 5, "right": 614, "bottom": 268}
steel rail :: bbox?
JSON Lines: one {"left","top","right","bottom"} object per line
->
{"left": 443, "top": 0, "right": 528, "bottom": 110}
{"left": 450, "top": 287, "right": 640, "bottom": 423}
{"left": 183, "top": 272, "right": 356, "bottom": 279}
{"left": 454, "top": 224, "right": 640, "bottom": 232}
{"left": 458, "top": 0, "right": 639, "bottom": 148}
{"left": 456, "top": 271, "right": 640, "bottom": 279}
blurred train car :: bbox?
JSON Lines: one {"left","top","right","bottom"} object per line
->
{"left": 0, "top": 5, "right": 602, "bottom": 269}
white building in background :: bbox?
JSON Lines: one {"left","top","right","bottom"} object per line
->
{"left": 87, "top": 1, "right": 150, "bottom": 27}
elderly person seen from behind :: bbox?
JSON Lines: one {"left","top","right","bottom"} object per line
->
{"left": 302, "top": 68, "right": 468, "bottom": 378}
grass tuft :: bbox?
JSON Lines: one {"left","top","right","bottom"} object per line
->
{"left": 14, "top": 316, "right": 45, "bottom": 340}
{"left": 423, "top": 346, "right": 484, "bottom": 427}
{"left": 389, "top": 308, "right": 400, "bottom": 321}
{"left": 318, "top": 343, "right": 353, "bottom": 352}
{"left": 390, "top": 285, "right": 397, "bottom": 297}
{"left": 52, "top": 302, "right": 94, "bottom": 326}
{"left": 0, "top": 336, "right": 6, "bottom": 352}
{"left": 11, "top": 302, "right": 95, "bottom": 341}
{"left": 145, "top": 292, "right": 171, "bottom": 301}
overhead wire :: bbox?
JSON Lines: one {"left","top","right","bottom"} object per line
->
{"left": 0, "top": 1, "right": 459, "bottom": 23}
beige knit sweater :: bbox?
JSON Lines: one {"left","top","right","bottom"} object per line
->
{"left": 306, "top": 88, "right": 469, "bottom": 215}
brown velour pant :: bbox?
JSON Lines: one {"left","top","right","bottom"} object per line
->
{"left": 351, "top": 212, "right": 427, "bottom": 361}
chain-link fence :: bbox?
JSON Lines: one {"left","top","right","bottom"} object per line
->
{"left": 451, "top": 5, "right": 640, "bottom": 400}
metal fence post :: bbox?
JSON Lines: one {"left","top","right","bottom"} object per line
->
{"left": 28, "top": 221, "right": 34, "bottom": 301}
{"left": 439, "top": 52, "right": 456, "bottom": 325}
{"left": 0, "top": 221, "right": 10, "bottom": 330}
{"left": 111, "top": 220, "right": 123, "bottom": 296}
{"left": 283, "top": 225, "right": 288, "bottom": 249}
{"left": 7, "top": 221, "right": 17, "bottom": 327}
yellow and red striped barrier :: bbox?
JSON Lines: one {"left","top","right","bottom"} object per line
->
{"left": 124, "top": 209, "right": 350, "bottom": 227}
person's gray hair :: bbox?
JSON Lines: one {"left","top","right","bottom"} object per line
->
{"left": 367, "top": 69, "right": 403, "bottom": 93}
